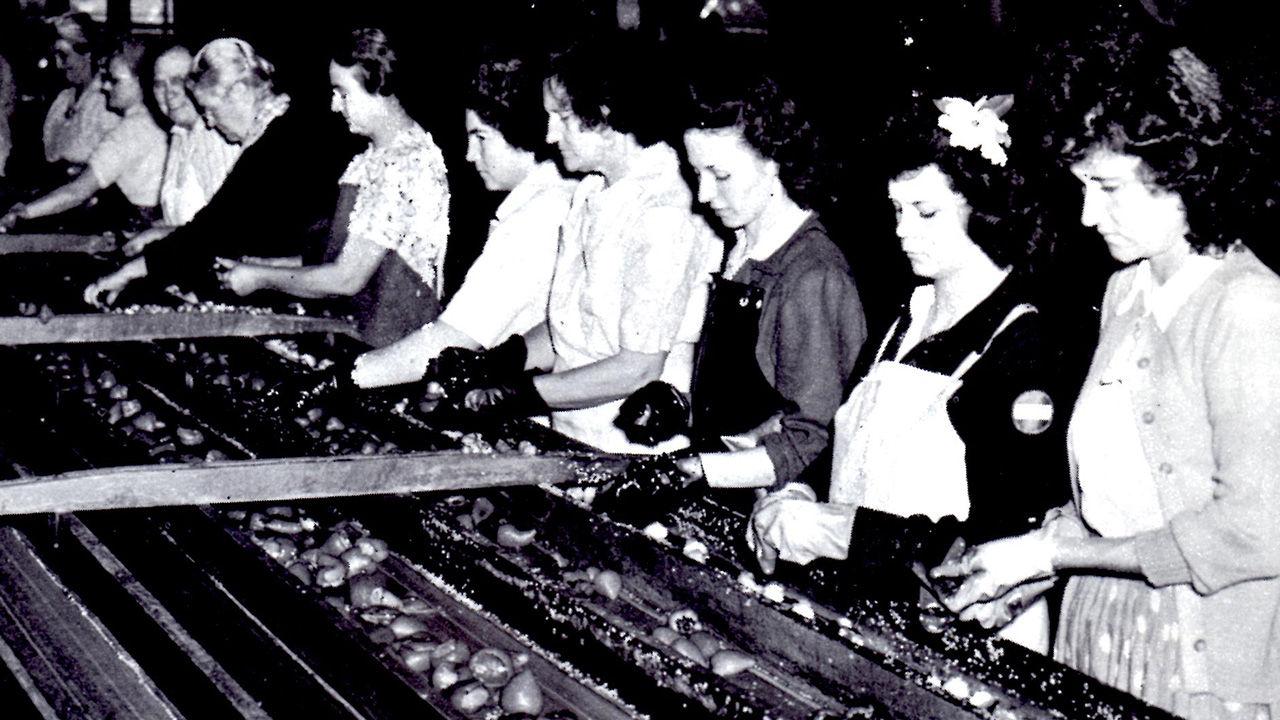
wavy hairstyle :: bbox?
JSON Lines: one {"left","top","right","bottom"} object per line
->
{"left": 545, "top": 37, "right": 681, "bottom": 149}
{"left": 881, "top": 96, "right": 1038, "bottom": 270}
{"left": 684, "top": 68, "right": 830, "bottom": 211}
{"left": 467, "top": 56, "right": 551, "bottom": 159}
{"left": 1050, "top": 41, "right": 1258, "bottom": 252}
{"left": 189, "top": 38, "right": 276, "bottom": 97}
{"left": 332, "top": 27, "right": 398, "bottom": 98}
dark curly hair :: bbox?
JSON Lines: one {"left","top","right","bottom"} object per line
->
{"left": 332, "top": 27, "right": 398, "bottom": 98}
{"left": 467, "top": 56, "right": 551, "bottom": 160}
{"left": 546, "top": 37, "right": 681, "bottom": 149}
{"left": 1044, "top": 32, "right": 1259, "bottom": 252}
{"left": 881, "top": 96, "right": 1037, "bottom": 270}
{"left": 684, "top": 69, "right": 828, "bottom": 211}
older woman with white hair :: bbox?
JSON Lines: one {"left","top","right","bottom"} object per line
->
{"left": 85, "top": 37, "right": 338, "bottom": 306}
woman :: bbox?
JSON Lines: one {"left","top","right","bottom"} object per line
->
{"left": 351, "top": 55, "right": 575, "bottom": 385}
{"left": 119, "top": 44, "right": 241, "bottom": 258}
{"left": 84, "top": 37, "right": 339, "bottom": 307}
{"left": 937, "top": 46, "right": 1280, "bottom": 716}
{"left": 2, "top": 39, "right": 166, "bottom": 234}
{"left": 753, "top": 94, "right": 1072, "bottom": 653}
{"left": 612, "top": 70, "right": 865, "bottom": 501}
{"left": 41, "top": 13, "right": 119, "bottom": 168}
{"left": 217, "top": 28, "right": 449, "bottom": 347}
{"left": 429, "top": 39, "right": 721, "bottom": 455}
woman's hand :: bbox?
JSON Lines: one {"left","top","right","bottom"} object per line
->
{"left": 956, "top": 577, "right": 1056, "bottom": 629}
{"left": 84, "top": 259, "right": 145, "bottom": 308}
{"left": 748, "top": 484, "right": 853, "bottom": 575}
{"left": 121, "top": 227, "right": 168, "bottom": 257}
{"left": 215, "top": 257, "right": 265, "bottom": 297}
{"left": 0, "top": 203, "right": 25, "bottom": 233}
{"left": 931, "top": 529, "right": 1056, "bottom": 614}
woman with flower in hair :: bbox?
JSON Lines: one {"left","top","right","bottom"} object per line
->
{"left": 216, "top": 28, "right": 450, "bottom": 347}
{"left": 936, "top": 45, "right": 1280, "bottom": 715}
{"left": 751, "top": 92, "right": 1073, "bottom": 653}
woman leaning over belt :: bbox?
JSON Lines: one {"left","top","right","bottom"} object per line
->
{"left": 420, "top": 38, "right": 721, "bottom": 455}
{"left": 752, "top": 93, "right": 1073, "bottom": 653}
{"left": 937, "top": 45, "right": 1280, "bottom": 716}
{"left": 609, "top": 67, "right": 866, "bottom": 511}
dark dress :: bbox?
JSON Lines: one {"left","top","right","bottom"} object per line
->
{"left": 141, "top": 107, "right": 341, "bottom": 301}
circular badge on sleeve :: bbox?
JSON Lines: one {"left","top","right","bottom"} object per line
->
{"left": 1011, "top": 389, "right": 1054, "bottom": 435}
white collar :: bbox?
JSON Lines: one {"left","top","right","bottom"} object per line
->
{"left": 1117, "top": 254, "right": 1223, "bottom": 330}
{"left": 495, "top": 160, "right": 562, "bottom": 222}
{"left": 724, "top": 209, "right": 811, "bottom": 278}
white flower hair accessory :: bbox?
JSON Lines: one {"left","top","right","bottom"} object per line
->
{"left": 934, "top": 94, "right": 1015, "bottom": 166}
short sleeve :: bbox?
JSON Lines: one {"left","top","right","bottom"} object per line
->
{"left": 344, "top": 135, "right": 450, "bottom": 295}
{"left": 617, "top": 207, "right": 716, "bottom": 353}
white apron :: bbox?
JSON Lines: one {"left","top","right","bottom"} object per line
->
{"left": 830, "top": 301, "right": 1049, "bottom": 652}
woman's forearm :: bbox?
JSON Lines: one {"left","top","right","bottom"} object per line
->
{"left": 533, "top": 349, "right": 666, "bottom": 410}
{"left": 247, "top": 263, "right": 367, "bottom": 298}
{"left": 1051, "top": 534, "right": 1141, "bottom": 575}
{"left": 23, "top": 171, "right": 101, "bottom": 219}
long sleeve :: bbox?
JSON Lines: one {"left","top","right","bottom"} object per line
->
{"left": 142, "top": 109, "right": 340, "bottom": 297}
{"left": 759, "top": 242, "right": 866, "bottom": 487}
{"left": 1137, "top": 270, "right": 1280, "bottom": 593}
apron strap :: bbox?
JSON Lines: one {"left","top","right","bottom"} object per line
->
{"left": 951, "top": 303, "right": 1037, "bottom": 380}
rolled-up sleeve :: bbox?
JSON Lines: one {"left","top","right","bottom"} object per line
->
{"left": 763, "top": 263, "right": 866, "bottom": 487}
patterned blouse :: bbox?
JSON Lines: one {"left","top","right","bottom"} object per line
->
{"left": 339, "top": 123, "right": 450, "bottom": 297}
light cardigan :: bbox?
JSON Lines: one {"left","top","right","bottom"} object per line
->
{"left": 1063, "top": 244, "right": 1280, "bottom": 705}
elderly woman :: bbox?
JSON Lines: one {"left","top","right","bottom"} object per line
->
{"left": 750, "top": 95, "right": 1072, "bottom": 653}
{"left": 2, "top": 38, "right": 166, "bottom": 234}
{"left": 351, "top": 55, "right": 575, "bottom": 384}
{"left": 85, "top": 37, "right": 338, "bottom": 306}
{"left": 42, "top": 13, "right": 119, "bottom": 168}
{"left": 428, "top": 39, "right": 721, "bottom": 455}
{"left": 937, "top": 46, "right": 1280, "bottom": 716}
{"left": 217, "top": 28, "right": 449, "bottom": 347}
{"left": 610, "top": 70, "right": 865, "bottom": 504}
{"left": 119, "top": 44, "right": 241, "bottom": 257}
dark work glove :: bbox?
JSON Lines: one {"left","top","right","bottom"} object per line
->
{"left": 592, "top": 453, "right": 701, "bottom": 526}
{"left": 614, "top": 381, "right": 691, "bottom": 446}
{"left": 849, "top": 509, "right": 961, "bottom": 599}
{"left": 422, "top": 335, "right": 528, "bottom": 408}
{"left": 462, "top": 372, "right": 550, "bottom": 419}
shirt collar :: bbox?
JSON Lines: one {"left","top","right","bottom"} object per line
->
{"left": 495, "top": 160, "right": 562, "bottom": 221}
{"left": 1116, "top": 255, "right": 1222, "bottom": 330}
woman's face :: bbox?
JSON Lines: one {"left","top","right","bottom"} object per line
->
{"left": 1070, "top": 147, "right": 1189, "bottom": 265}
{"left": 329, "top": 62, "right": 381, "bottom": 138}
{"left": 887, "top": 163, "right": 978, "bottom": 280}
{"left": 193, "top": 77, "right": 256, "bottom": 144}
{"left": 683, "top": 127, "right": 778, "bottom": 231}
{"left": 102, "top": 57, "right": 143, "bottom": 113}
{"left": 153, "top": 50, "right": 199, "bottom": 127}
{"left": 543, "top": 78, "right": 610, "bottom": 174}
{"left": 465, "top": 110, "right": 532, "bottom": 192}
{"left": 53, "top": 37, "right": 92, "bottom": 86}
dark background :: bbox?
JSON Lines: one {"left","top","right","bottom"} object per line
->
{"left": 4, "top": 0, "right": 1279, "bottom": 379}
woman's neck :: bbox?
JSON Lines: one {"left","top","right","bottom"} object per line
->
{"left": 368, "top": 98, "right": 416, "bottom": 148}
{"left": 243, "top": 92, "right": 290, "bottom": 147}
{"left": 926, "top": 248, "right": 1009, "bottom": 338}
{"left": 739, "top": 187, "right": 807, "bottom": 256}
{"left": 1147, "top": 235, "right": 1195, "bottom": 285}
{"left": 598, "top": 133, "right": 646, "bottom": 187}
